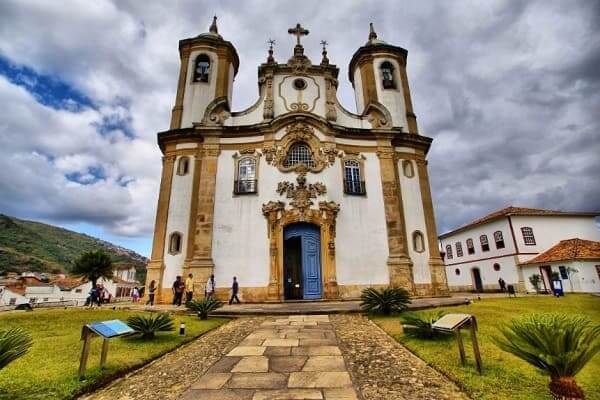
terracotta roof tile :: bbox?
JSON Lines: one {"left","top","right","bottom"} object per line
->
{"left": 520, "top": 238, "right": 600, "bottom": 265}
{"left": 439, "top": 206, "right": 599, "bottom": 238}
{"left": 51, "top": 278, "right": 86, "bottom": 290}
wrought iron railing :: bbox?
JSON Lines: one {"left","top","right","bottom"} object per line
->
{"left": 344, "top": 180, "right": 366, "bottom": 195}
{"left": 234, "top": 179, "right": 257, "bottom": 194}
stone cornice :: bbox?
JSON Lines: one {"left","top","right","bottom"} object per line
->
{"left": 348, "top": 43, "right": 408, "bottom": 83}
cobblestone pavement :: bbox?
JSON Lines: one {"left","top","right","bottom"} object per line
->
{"left": 81, "top": 317, "right": 263, "bottom": 400}
{"left": 331, "top": 314, "right": 469, "bottom": 400}
{"left": 180, "top": 315, "right": 360, "bottom": 400}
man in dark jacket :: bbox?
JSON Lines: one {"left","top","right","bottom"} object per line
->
{"left": 229, "top": 276, "right": 240, "bottom": 305}
{"left": 172, "top": 276, "right": 185, "bottom": 306}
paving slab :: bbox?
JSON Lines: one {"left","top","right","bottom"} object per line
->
{"left": 227, "top": 346, "right": 267, "bottom": 356}
{"left": 291, "top": 346, "right": 342, "bottom": 356}
{"left": 288, "top": 372, "right": 353, "bottom": 388}
{"left": 252, "top": 389, "right": 323, "bottom": 400}
{"left": 302, "top": 356, "right": 346, "bottom": 372}
{"left": 190, "top": 373, "right": 231, "bottom": 389}
{"left": 269, "top": 355, "right": 308, "bottom": 373}
{"left": 262, "top": 338, "right": 299, "bottom": 347}
{"left": 227, "top": 372, "right": 288, "bottom": 389}
{"left": 231, "top": 356, "right": 269, "bottom": 373}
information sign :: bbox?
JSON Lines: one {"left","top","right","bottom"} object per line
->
{"left": 88, "top": 320, "right": 134, "bottom": 338}
{"left": 79, "top": 319, "right": 134, "bottom": 378}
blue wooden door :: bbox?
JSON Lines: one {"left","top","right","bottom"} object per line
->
{"left": 283, "top": 223, "right": 322, "bottom": 299}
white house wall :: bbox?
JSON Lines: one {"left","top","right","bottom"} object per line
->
{"left": 180, "top": 50, "right": 218, "bottom": 128}
{"left": 373, "top": 57, "right": 408, "bottom": 129}
{"left": 397, "top": 159, "right": 430, "bottom": 284}
{"left": 162, "top": 155, "right": 195, "bottom": 286}
{"left": 522, "top": 261, "right": 600, "bottom": 293}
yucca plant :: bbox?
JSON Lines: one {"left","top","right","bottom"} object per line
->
{"left": 401, "top": 310, "right": 449, "bottom": 340}
{"left": 493, "top": 313, "right": 600, "bottom": 400}
{"left": 0, "top": 328, "right": 33, "bottom": 370}
{"left": 360, "top": 287, "right": 411, "bottom": 315}
{"left": 186, "top": 298, "right": 223, "bottom": 319}
{"left": 127, "top": 313, "right": 174, "bottom": 339}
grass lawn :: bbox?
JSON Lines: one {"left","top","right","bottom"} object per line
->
{"left": 0, "top": 307, "right": 228, "bottom": 400}
{"left": 372, "top": 294, "right": 600, "bottom": 400}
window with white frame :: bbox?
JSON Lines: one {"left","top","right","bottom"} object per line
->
{"left": 456, "top": 242, "right": 464, "bottom": 257}
{"left": 445, "top": 244, "right": 453, "bottom": 259}
{"left": 521, "top": 227, "right": 536, "bottom": 245}
{"left": 235, "top": 157, "right": 257, "bottom": 194}
{"left": 343, "top": 159, "right": 365, "bottom": 195}
{"left": 466, "top": 238, "right": 475, "bottom": 255}
{"left": 494, "top": 231, "right": 505, "bottom": 249}
{"left": 480, "top": 234, "right": 490, "bottom": 252}
{"left": 283, "top": 142, "right": 315, "bottom": 168}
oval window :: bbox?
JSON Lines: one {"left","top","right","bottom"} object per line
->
{"left": 293, "top": 78, "right": 307, "bottom": 90}
{"left": 455, "top": 268, "right": 461, "bottom": 276}
{"left": 493, "top": 263, "right": 501, "bottom": 272}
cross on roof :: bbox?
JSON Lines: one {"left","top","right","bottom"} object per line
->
{"left": 320, "top": 40, "right": 328, "bottom": 49}
{"left": 288, "top": 23, "right": 309, "bottom": 46}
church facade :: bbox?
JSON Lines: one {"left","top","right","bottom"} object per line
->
{"left": 146, "top": 18, "right": 449, "bottom": 302}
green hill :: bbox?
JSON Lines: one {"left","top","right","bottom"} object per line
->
{"left": 0, "top": 214, "right": 148, "bottom": 279}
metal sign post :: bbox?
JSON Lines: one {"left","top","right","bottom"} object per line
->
{"left": 432, "top": 313, "right": 482, "bottom": 374}
{"left": 78, "top": 320, "right": 134, "bottom": 379}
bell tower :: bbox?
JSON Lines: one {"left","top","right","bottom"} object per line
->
{"left": 348, "top": 23, "right": 418, "bottom": 133}
{"left": 169, "top": 16, "right": 240, "bottom": 129}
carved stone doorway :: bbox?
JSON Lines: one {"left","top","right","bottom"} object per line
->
{"left": 283, "top": 223, "right": 322, "bottom": 300}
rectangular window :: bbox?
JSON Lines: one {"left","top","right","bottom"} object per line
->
{"left": 343, "top": 160, "right": 366, "bottom": 195}
{"left": 480, "top": 235, "right": 490, "bottom": 252}
{"left": 466, "top": 239, "right": 475, "bottom": 255}
{"left": 596, "top": 265, "right": 600, "bottom": 281}
{"left": 455, "top": 242, "right": 464, "bottom": 257}
{"left": 521, "top": 227, "right": 536, "bottom": 245}
{"left": 445, "top": 245, "right": 453, "bottom": 259}
{"left": 235, "top": 158, "right": 257, "bottom": 194}
{"left": 558, "top": 266, "right": 568, "bottom": 280}
{"left": 494, "top": 231, "right": 505, "bottom": 249}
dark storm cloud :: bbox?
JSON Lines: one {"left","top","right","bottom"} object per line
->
{"left": 0, "top": 0, "right": 598, "bottom": 245}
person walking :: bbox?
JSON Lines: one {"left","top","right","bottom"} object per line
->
{"left": 185, "top": 273, "right": 194, "bottom": 303}
{"left": 498, "top": 277, "right": 506, "bottom": 292}
{"left": 172, "top": 276, "right": 185, "bottom": 306}
{"left": 132, "top": 287, "right": 140, "bottom": 303}
{"left": 205, "top": 274, "right": 216, "bottom": 298}
{"left": 146, "top": 280, "right": 156, "bottom": 306}
{"left": 229, "top": 276, "right": 240, "bottom": 305}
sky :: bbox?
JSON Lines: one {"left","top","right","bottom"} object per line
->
{"left": 0, "top": 0, "right": 599, "bottom": 257}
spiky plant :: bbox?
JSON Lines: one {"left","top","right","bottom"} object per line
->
{"left": 529, "top": 274, "right": 542, "bottom": 293}
{"left": 0, "top": 328, "right": 33, "bottom": 370}
{"left": 401, "top": 311, "right": 449, "bottom": 340}
{"left": 493, "top": 313, "right": 600, "bottom": 399}
{"left": 186, "top": 298, "right": 223, "bottom": 319}
{"left": 126, "top": 313, "right": 174, "bottom": 339}
{"left": 360, "top": 287, "right": 411, "bottom": 315}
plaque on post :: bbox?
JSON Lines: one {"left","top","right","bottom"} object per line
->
{"left": 79, "top": 320, "right": 135, "bottom": 379}
{"left": 432, "top": 313, "right": 482, "bottom": 374}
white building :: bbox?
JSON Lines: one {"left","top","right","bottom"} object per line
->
{"left": 438, "top": 207, "right": 600, "bottom": 292}
{"left": 0, "top": 286, "right": 29, "bottom": 307}
{"left": 146, "top": 19, "right": 449, "bottom": 303}
{"left": 520, "top": 238, "right": 600, "bottom": 293}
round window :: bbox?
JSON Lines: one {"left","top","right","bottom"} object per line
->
{"left": 493, "top": 263, "right": 501, "bottom": 271}
{"left": 293, "top": 78, "right": 307, "bottom": 90}
{"left": 455, "top": 268, "right": 460, "bottom": 276}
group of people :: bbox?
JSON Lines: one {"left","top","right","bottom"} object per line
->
{"left": 86, "top": 284, "right": 112, "bottom": 306}
{"left": 171, "top": 274, "right": 240, "bottom": 305}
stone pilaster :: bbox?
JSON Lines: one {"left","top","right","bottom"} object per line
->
{"left": 320, "top": 201, "right": 340, "bottom": 299}
{"left": 262, "top": 201, "right": 285, "bottom": 301}
{"left": 146, "top": 153, "right": 176, "bottom": 303}
{"left": 376, "top": 135, "right": 414, "bottom": 292}
{"left": 399, "top": 64, "right": 418, "bottom": 134}
{"left": 170, "top": 49, "right": 190, "bottom": 130}
{"left": 189, "top": 135, "right": 220, "bottom": 289}
{"left": 182, "top": 151, "right": 202, "bottom": 281}
{"left": 416, "top": 159, "right": 448, "bottom": 295}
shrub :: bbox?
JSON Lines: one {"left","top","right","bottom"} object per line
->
{"left": 127, "top": 313, "right": 174, "bottom": 339}
{"left": 528, "top": 274, "right": 542, "bottom": 293}
{"left": 493, "top": 313, "right": 600, "bottom": 399}
{"left": 0, "top": 328, "right": 33, "bottom": 370}
{"left": 401, "top": 310, "right": 449, "bottom": 340}
{"left": 360, "top": 287, "right": 411, "bottom": 315}
{"left": 186, "top": 298, "right": 223, "bottom": 319}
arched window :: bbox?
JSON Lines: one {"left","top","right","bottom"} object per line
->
{"left": 177, "top": 156, "right": 190, "bottom": 176}
{"left": 413, "top": 231, "right": 425, "bottom": 253}
{"left": 455, "top": 242, "right": 464, "bottom": 257}
{"left": 521, "top": 227, "right": 536, "bottom": 245}
{"left": 343, "top": 159, "right": 365, "bottom": 195}
{"left": 480, "top": 234, "right": 490, "bottom": 252}
{"left": 402, "top": 160, "right": 415, "bottom": 178}
{"left": 466, "top": 238, "right": 475, "bottom": 255}
{"left": 235, "top": 157, "right": 257, "bottom": 194}
{"left": 283, "top": 142, "right": 315, "bottom": 168}
{"left": 494, "top": 231, "right": 505, "bottom": 249}
{"left": 380, "top": 61, "right": 395, "bottom": 89}
{"left": 168, "top": 232, "right": 182, "bottom": 255}
{"left": 193, "top": 54, "right": 210, "bottom": 82}
{"left": 445, "top": 244, "right": 453, "bottom": 259}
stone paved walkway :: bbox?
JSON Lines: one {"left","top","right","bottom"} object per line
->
{"left": 180, "top": 315, "right": 358, "bottom": 400}
{"left": 331, "top": 314, "right": 468, "bottom": 400}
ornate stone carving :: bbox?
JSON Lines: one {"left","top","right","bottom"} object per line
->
{"left": 202, "top": 97, "right": 231, "bottom": 126}
{"left": 276, "top": 173, "right": 326, "bottom": 216}
{"left": 290, "top": 102, "right": 309, "bottom": 112}
{"left": 263, "top": 122, "right": 337, "bottom": 173}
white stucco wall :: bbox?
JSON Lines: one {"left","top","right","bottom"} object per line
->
{"left": 353, "top": 68, "right": 364, "bottom": 113}
{"left": 180, "top": 50, "right": 218, "bottom": 128}
{"left": 272, "top": 74, "right": 326, "bottom": 119}
{"left": 373, "top": 57, "right": 408, "bottom": 129}
{"left": 162, "top": 154, "right": 195, "bottom": 286}
{"left": 446, "top": 255, "right": 520, "bottom": 288}
{"left": 397, "top": 159, "right": 430, "bottom": 284}
{"left": 522, "top": 261, "right": 600, "bottom": 293}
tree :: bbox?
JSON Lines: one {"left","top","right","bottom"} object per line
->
{"left": 71, "top": 250, "right": 113, "bottom": 288}
{"left": 493, "top": 313, "right": 600, "bottom": 399}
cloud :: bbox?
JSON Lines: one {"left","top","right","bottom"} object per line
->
{"left": 0, "top": 0, "right": 598, "bottom": 253}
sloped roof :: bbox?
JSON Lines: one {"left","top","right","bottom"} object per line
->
{"left": 439, "top": 206, "right": 599, "bottom": 239}
{"left": 520, "top": 238, "right": 600, "bottom": 265}
{"left": 52, "top": 278, "right": 86, "bottom": 290}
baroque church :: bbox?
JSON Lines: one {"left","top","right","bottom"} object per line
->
{"left": 146, "top": 18, "right": 449, "bottom": 302}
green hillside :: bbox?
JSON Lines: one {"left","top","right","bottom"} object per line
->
{"left": 0, "top": 214, "right": 147, "bottom": 279}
